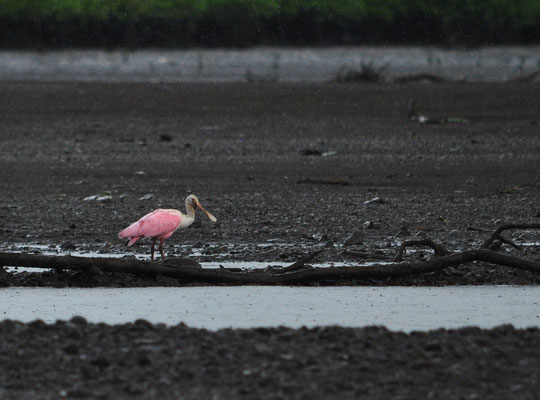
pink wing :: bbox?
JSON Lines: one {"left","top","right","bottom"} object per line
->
{"left": 119, "top": 210, "right": 182, "bottom": 242}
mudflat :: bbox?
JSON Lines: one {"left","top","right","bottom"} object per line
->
{"left": 0, "top": 81, "right": 539, "bottom": 398}
{"left": 1, "top": 81, "right": 538, "bottom": 285}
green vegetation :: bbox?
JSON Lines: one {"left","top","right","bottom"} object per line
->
{"left": 2, "top": 0, "right": 540, "bottom": 24}
{"left": 0, "top": 0, "right": 539, "bottom": 47}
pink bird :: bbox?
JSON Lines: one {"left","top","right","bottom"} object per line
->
{"left": 118, "top": 194, "right": 217, "bottom": 261}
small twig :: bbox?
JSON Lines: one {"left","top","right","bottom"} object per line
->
{"left": 492, "top": 236, "right": 521, "bottom": 251}
{"left": 392, "top": 239, "right": 451, "bottom": 262}
{"left": 481, "top": 223, "right": 540, "bottom": 249}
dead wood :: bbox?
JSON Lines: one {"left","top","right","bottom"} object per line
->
{"left": 392, "top": 239, "right": 452, "bottom": 262}
{"left": 277, "top": 249, "right": 540, "bottom": 284}
{"left": 1, "top": 248, "right": 539, "bottom": 285}
{"left": 162, "top": 257, "right": 202, "bottom": 269}
{"left": 1, "top": 253, "right": 200, "bottom": 277}
{"left": 1, "top": 223, "right": 539, "bottom": 285}
{"left": 480, "top": 223, "right": 540, "bottom": 249}
{"left": 271, "top": 249, "right": 324, "bottom": 273}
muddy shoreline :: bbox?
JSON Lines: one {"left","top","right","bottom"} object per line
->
{"left": 1, "top": 80, "right": 539, "bottom": 286}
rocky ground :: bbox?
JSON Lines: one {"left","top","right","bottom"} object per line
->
{"left": 0, "top": 318, "right": 539, "bottom": 399}
{"left": 0, "top": 81, "right": 539, "bottom": 398}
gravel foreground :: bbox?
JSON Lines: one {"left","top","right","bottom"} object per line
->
{"left": 0, "top": 318, "right": 539, "bottom": 400}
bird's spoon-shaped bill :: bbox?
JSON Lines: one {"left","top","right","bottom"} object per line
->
{"left": 197, "top": 202, "right": 217, "bottom": 222}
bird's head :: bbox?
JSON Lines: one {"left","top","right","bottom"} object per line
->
{"left": 186, "top": 194, "right": 217, "bottom": 222}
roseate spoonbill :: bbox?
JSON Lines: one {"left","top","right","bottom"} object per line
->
{"left": 118, "top": 194, "right": 217, "bottom": 261}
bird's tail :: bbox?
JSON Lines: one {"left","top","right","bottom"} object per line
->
{"left": 118, "top": 227, "right": 142, "bottom": 247}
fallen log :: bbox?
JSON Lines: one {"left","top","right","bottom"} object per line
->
{"left": 1, "top": 248, "right": 539, "bottom": 285}
{"left": 392, "top": 239, "right": 451, "bottom": 262}
{"left": 2, "top": 223, "right": 538, "bottom": 285}
{"left": 481, "top": 223, "right": 540, "bottom": 249}
{"left": 0, "top": 253, "right": 263, "bottom": 284}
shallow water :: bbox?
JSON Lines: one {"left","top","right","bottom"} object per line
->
{"left": 3, "top": 243, "right": 392, "bottom": 273}
{"left": 1, "top": 46, "right": 539, "bottom": 83}
{"left": 5, "top": 261, "right": 391, "bottom": 274}
{"left": 1, "top": 286, "right": 538, "bottom": 332}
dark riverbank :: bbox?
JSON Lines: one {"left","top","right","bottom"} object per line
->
{"left": 0, "top": 318, "right": 538, "bottom": 399}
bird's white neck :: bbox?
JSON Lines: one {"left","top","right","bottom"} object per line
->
{"left": 185, "top": 203, "right": 196, "bottom": 218}
{"left": 175, "top": 204, "right": 196, "bottom": 230}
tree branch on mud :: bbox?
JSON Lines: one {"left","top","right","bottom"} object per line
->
{"left": 480, "top": 223, "right": 540, "bottom": 250}
{"left": 1, "top": 223, "right": 539, "bottom": 285}
{"left": 392, "top": 239, "right": 451, "bottom": 262}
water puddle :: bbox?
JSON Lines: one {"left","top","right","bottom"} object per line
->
{"left": 1, "top": 286, "right": 538, "bottom": 332}
{"left": 5, "top": 260, "right": 390, "bottom": 274}
{"left": 3, "top": 242, "right": 393, "bottom": 273}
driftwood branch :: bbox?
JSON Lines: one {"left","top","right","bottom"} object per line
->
{"left": 480, "top": 223, "right": 540, "bottom": 249}
{"left": 1, "top": 223, "right": 539, "bottom": 285}
{"left": 0, "top": 249, "right": 539, "bottom": 285}
{"left": 392, "top": 239, "right": 451, "bottom": 262}
{"left": 274, "top": 249, "right": 324, "bottom": 273}
{"left": 391, "top": 224, "right": 539, "bottom": 264}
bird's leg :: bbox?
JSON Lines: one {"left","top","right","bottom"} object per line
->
{"left": 151, "top": 238, "right": 157, "bottom": 262}
{"left": 159, "top": 238, "right": 166, "bottom": 261}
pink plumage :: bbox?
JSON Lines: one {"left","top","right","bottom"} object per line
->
{"left": 118, "top": 194, "right": 217, "bottom": 261}
{"left": 119, "top": 209, "right": 182, "bottom": 246}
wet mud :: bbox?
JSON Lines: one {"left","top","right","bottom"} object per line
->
{"left": 0, "top": 81, "right": 539, "bottom": 286}
{"left": 0, "top": 318, "right": 539, "bottom": 399}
